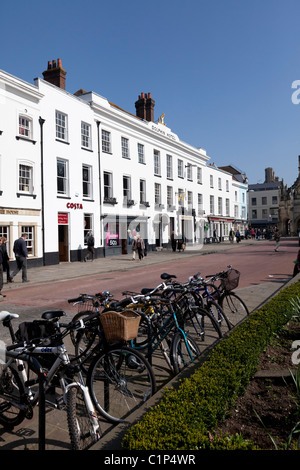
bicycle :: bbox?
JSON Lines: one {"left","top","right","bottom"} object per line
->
{"left": 146, "top": 273, "right": 224, "bottom": 345}
{"left": 205, "top": 265, "right": 250, "bottom": 327}
{"left": 66, "top": 300, "right": 157, "bottom": 424}
{"left": 67, "top": 291, "right": 112, "bottom": 347}
{"left": 184, "top": 272, "right": 232, "bottom": 334}
{"left": 0, "top": 310, "right": 101, "bottom": 450}
{"left": 117, "top": 282, "right": 202, "bottom": 376}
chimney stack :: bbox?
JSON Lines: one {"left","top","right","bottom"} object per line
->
{"left": 135, "top": 92, "right": 155, "bottom": 122}
{"left": 42, "top": 59, "right": 66, "bottom": 90}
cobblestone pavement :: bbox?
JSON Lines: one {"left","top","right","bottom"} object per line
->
{"left": 0, "top": 238, "right": 298, "bottom": 450}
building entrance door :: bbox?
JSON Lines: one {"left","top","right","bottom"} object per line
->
{"left": 58, "top": 223, "right": 69, "bottom": 262}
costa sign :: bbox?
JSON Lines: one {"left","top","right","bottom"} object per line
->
{"left": 66, "top": 202, "right": 83, "bottom": 210}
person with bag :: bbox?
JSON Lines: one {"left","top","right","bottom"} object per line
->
{"left": 131, "top": 236, "right": 137, "bottom": 260}
{"left": 136, "top": 236, "right": 145, "bottom": 260}
{"left": 0, "top": 237, "right": 13, "bottom": 283}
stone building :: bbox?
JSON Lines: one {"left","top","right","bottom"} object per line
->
{"left": 278, "top": 156, "right": 300, "bottom": 235}
{"left": 248, "top": 167, "right": 283, "bottom": 231}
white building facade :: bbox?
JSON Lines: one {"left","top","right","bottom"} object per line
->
{"left": 0, "top": 60, "right": 248, "bottom": 266}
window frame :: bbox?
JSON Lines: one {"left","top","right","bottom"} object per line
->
{"left": 55, "top": 111, "right": 68, "bottom": 142}
{"left": 154, "top": 150, "right": 161, "bottom": 176}
{"left": 57, "top": 158, "right": 69, "bottom": 196}
{"left": 82, "top": 164, "right": 92, "bottom": 199}
{"left": 19, "top": 115, "right": 33, "bottom": 139}
{"left": 138, "top": 143, "right": 145, "bottom": 164}
{"left": 178, "top": 159, "right": 184, "bottom": 178}
{"left": 21, "top": 225, "right": 35, "bottom": 257}
{"left": 19, "top": 163, "right": 33, "bottom": 193}
{"left": 154, "top": 182, "right": 161, "bottom": 205}
{"left": 83, "top": 213, "right": 93, "bottom": 245}
{"left": 140, "top": 179, "right": 146, "bottom": 204}
{"left": 103, "top": 171, "right": 113, "bottom": 199}
{"left": 166, "top": 154, "right": 173, "bottom": 179}
{"left": 81, "top": 121, "right": 92, "bottom": 149}
{"left": 102, "top": 129, "right": 111, "bottom": 153}
{"left": 121, "top": 137, "right": 130, "bottom": 159}
{"left": 123, "top": 175, "right": 132, "bottom": 203}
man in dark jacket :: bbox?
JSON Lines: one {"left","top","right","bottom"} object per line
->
{"left": 84, "top": 232, "right": 95, "bottom": 261}
{"left": 11, "top": 233, "right": 29, "bottom": 283}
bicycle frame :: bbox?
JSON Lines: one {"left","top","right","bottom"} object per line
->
{"left": 130, "top": 294, "right": 195, "bottom": 367}
{"left": 4, "top": 339, "right": 100, "bottom": 440}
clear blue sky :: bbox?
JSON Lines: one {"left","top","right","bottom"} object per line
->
{"left": 1, "top": 0, "right": 300, "bottom": 186}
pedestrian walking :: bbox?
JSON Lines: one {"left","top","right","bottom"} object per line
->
{"left": 84, "top": 232, "right": 95, "bottom": 261}
{"left": 229, "top": 229, "right": 234, "bottom": 243}
{"left": 171, "top": 231, "right": 177, "bottom": 252}
{"left": 274, "top": 229, "right": 281, "bottom": 252}
{"left": 0, "top": 237, "right": 13, "bottom": 283}
{"left": 235, "top": 230, "right": 241, "bottom": 243}
{"left": 131, "top": 236, "right": 137, "bottom": 260}
{"left": 136, "top": 236, "right": 145, "bottom": 260}
{"left": 10, "top": 233, "right": 29, "bottom": 282}
{"left": 257, "top": 229, "right": 261, "bottom": 240}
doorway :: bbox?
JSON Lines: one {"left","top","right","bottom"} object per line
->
{"left": 58, "top": 224, "right": 69, "bottom": 262}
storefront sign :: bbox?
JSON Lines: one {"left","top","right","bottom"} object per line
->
{"left": 151, "top": 124, "right": 178, "bottom": 141}
{"left": 66, "top": 202, "right": 83, "bottom": 210}
{"left": 58, "top": 213, "right": 68, "bottom": 224}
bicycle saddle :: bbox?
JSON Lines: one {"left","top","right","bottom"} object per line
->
{"left": 160, "top": 273, "right": 177, "bottom": 280}
{"left": 41, "top": 310, "right": 66, "bottom": 320}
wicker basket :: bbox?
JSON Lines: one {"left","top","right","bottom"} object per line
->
{"left": 100, "top": 310, "right": 141, "bottom": 343}
{"left": 220, "top": 268, "right": 240, "bottom": 291}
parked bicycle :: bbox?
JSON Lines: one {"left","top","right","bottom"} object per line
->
{"left": 0, "top": 310, "right": 100, "bottom": 450}
{"left": 205, "top": 265, "right": 249, "bottom": 327}
{"left": 67, "top": 296, "right": 157, "bottom": 424}
{"left": 158, "top": 272, "right": 230, "bottom": 337}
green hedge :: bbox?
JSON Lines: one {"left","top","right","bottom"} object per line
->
{"left": 122, "top": 281, "right": 300, "bottom": 450}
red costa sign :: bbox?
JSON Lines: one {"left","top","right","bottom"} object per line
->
{"left": 66, "top": 202, "right": 83, "bottom": 210}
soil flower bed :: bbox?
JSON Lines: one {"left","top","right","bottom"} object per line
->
{"left": 218, "top": 318, "right": 300, "bottom": 450}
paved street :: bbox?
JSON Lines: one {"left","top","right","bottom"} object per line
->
{"left": 0, "top": 237, "right": 299, "bottom": 450}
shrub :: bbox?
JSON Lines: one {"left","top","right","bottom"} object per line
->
{"left": 122, "top": 281, "right": 300, "bottom": 450}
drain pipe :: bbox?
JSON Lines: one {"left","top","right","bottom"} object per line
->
{"left": 39, "top": 117, "right": 46, "bottom": 265}
{"left": 96, "top": 121, "right": 105, "bottom": 257}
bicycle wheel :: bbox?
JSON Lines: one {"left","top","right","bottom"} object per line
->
{"left": 66, "top": 384, "right": 100, "bottom": 450}
{"left": 0, "top": 363, "right": 28, "bottom": 428}
{"left": 220, "top": 292, "right": 249, "bottom": 328}
{"left": 87, "top": 345, "right": 156, "bottom": 423}
{"left": 205, "top": 299, "right": 231, "bottom": 334}
{"left": 171, "top": 331, "right": 201, "bottom": 375}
